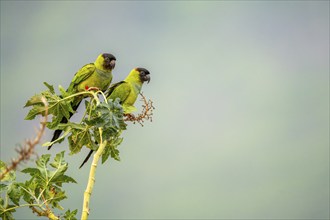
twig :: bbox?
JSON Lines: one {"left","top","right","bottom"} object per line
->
{"left": 0, "top": 97, "right": 48, "bottom": 180}
{"left": 124, "top": 93, "right": 155, "bottom": 126}
{"left": 81, "top": 127, "right": 107, "bottom": 220}
{"left": 30, "top": 205, "right": 59, "bottom": 220}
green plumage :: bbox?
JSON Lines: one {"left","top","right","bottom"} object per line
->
{"left": 49, "top": 53, "right": 116, "bottom": 149}
{"left": 67, "top": 63, "right": 113, "bottom": 107}
{"left": 79, "top": 67, "right": 150, "bottom": 168}
{"left": 68, "top": 63, "right": 113, "bottom": 93}
{"left": 106, "top": 67, "right": 150, "bottom": 113}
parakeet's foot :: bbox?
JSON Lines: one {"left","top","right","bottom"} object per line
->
{"left": 85, "top": 86, "right": 101, "bottom": 91}
{"left": 124, "top": 113, "right": 137, "bottom": 123}
{"left": 124, "top": 113, "right": 135, "bottom": 118}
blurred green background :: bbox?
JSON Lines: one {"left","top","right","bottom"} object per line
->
{"left": 1, "top": 1, "right": 329, "bottom": 219}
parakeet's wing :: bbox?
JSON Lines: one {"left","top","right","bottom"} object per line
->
{"left": 106, "top": 81, "right": 131, "bottom": 104}
{"left": 105, "top": 81, "right": 124, "bottom": 96}
{"left": 67, "top": 63, "right": 96, "bottom": 93}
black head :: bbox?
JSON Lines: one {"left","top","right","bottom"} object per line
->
{"left": 102, "top": 53, "right": 116, "bottom": 70}
{"left": 136, "top": 67, "right": 150, "bottom": 83}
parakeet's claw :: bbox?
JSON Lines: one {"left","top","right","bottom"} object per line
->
{"left": 124, "top": 113, "right": 136, "bottom": 121}
{"left": 86, "top": 86, "right": 101, "bottom": 91}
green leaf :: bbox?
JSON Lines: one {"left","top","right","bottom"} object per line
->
{"left": 48, "top": 189, "right": 66, "bottom": 210}
{"left": 42, "top": 128, "right": 72, "bottom": 147}
{"left": 36, "top": 154, "right": 51, "bottom": 183}
{"left": 86, "top": 101, "right": 126, "bottom": 131}
{"left": 22, "top": 154, "right": 51, "bottom": 186}
{"left": 102, "top": 136, "right": 123, "bottom": 163}
{"left": 19, "top": 180, "right": 37, "bottom": 203}
{"left": 19, "top": 152, "right": 75, "bottom": 214}
{"left": 43, "top": 82, "right": 55, "bottom": 94}
{"left": 24, "top": 105, "right": 47, "bottom": 120}
{"left": 24, "top": 84, "right": 75, "bottom": 128}
{"left": 50, "top": 151, "right": 65, "bottom": 168}
{"left": 21, "top": 167, "right": 41, "bottom": 177}
{"left": 84, "top": 99, "right": 91, "bottom": 111}
{"left": 59, "top": 175, "right": 77, "bottom": 184}
{"left": 80, "top": 99, "right": 127, "bottom": 164}
{"left": 58, "top": 85, "right": 70, "bottom": 98}
{"left": 64, "top": 209, "right": 78, "bottom": 220}
{"left": 7, "top": 182, "right": 22, "bottom": 206}
{"left": 0, "top": 184, "right": 7, "bottom": 192}
{"left": 48, "top": 152, "right": 67, "bottom": 182}
{"left": 0, "top": 204, "right": 16, "bottom": 220}
{"left": 52, "top": 121, "right": 86, "bottom": 131}
{"left": 48, "top": 152, "right": 76, "bottom": 185}
{"left": 24, "top": 94, "right": 44, "bottom": 108}
{"left": 68, "top": 124, "right": 94, "bottom": 154}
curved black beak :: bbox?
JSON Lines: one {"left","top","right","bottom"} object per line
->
{"left": 144, "top": 74, "right": 150, "bottom": 84}
{"left": 110, "top": 59, "right": 116, "bottom": 70}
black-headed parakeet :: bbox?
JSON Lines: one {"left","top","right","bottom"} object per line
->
{"left": 79, "top": 67, "right": 151, "bottom": 168}
{"left": 48, "top": 53, "right": 116, "bottom": 149}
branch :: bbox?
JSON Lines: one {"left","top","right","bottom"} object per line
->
{"left": 124, "top": 93, "right": 155, "bottom": 126}
{"left": 81, "top": 127, "right": 107, "bottom": 220}
{"left": 0, "top": 97, "right": 48, "bottom": 180}
{"left": 30, "top": 206, "right": 59, "bottom": 220}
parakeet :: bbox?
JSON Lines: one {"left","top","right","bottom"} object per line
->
{"left": 48, "top": 53, "right": 116, "bottom": 150}
{"left": 106, "top": 67, "right": 151, "bottom": 113}
{"left": 79, "top": 67, "right": 151, "bottom": 168}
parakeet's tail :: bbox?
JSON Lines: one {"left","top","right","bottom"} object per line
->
{"left": 48, "top": 100, "right": 82, "bottom": 150}
{"left": 48, "top": 117, "right": 69, "bottom": 150}
{"left": 79, "top": 150, "right": 94, "bottom": 168}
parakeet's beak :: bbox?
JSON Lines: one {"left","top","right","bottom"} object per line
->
{"left": 140, "top": 74, "right": 150, "bottom": 83}
{"left": 141, "top": 71, "right": 150, "bottom": 83}
{"left": 110, "top": 59, "right": 116, "bottom": 69}
{"left": 145, "top": 74, "right": 150, "bottom": 84}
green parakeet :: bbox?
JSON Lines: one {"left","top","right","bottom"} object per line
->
{"left": 79, "top": 67, "right": 151, "bottom": 168}
{"left": 106, "top": 67, "right": 151, "bottom": 113}
{"left": 48, "top": 53, "right": 116, "bottom": 149}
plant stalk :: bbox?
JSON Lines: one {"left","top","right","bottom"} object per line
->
{"left": 81, "top": 128, "right": 107, "bottom": 220}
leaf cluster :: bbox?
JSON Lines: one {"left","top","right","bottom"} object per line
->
{"left": 0, "top": 152, "right": 77, "bottom": 220}
{"left": 19, "top": 82, "right": 153, "bottom": 219}
{"left": 24, "top": 83, "right": 74, "bottom": 129}
{"left": 25, "top": 82, "right": 127, "bottom": 164}
{"left": 65, "top": 99, "right": 126, "bottom": 162}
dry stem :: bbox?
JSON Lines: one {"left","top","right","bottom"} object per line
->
{"left": 0, "top": 97, "right": 48, "bottom": 180}
{"left": 124, "top": 93, "right": 155, "bottom": 126}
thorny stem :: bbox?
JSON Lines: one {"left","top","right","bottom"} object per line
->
{"left": 0, "top": 97, "right": 48, "bottom": 180}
